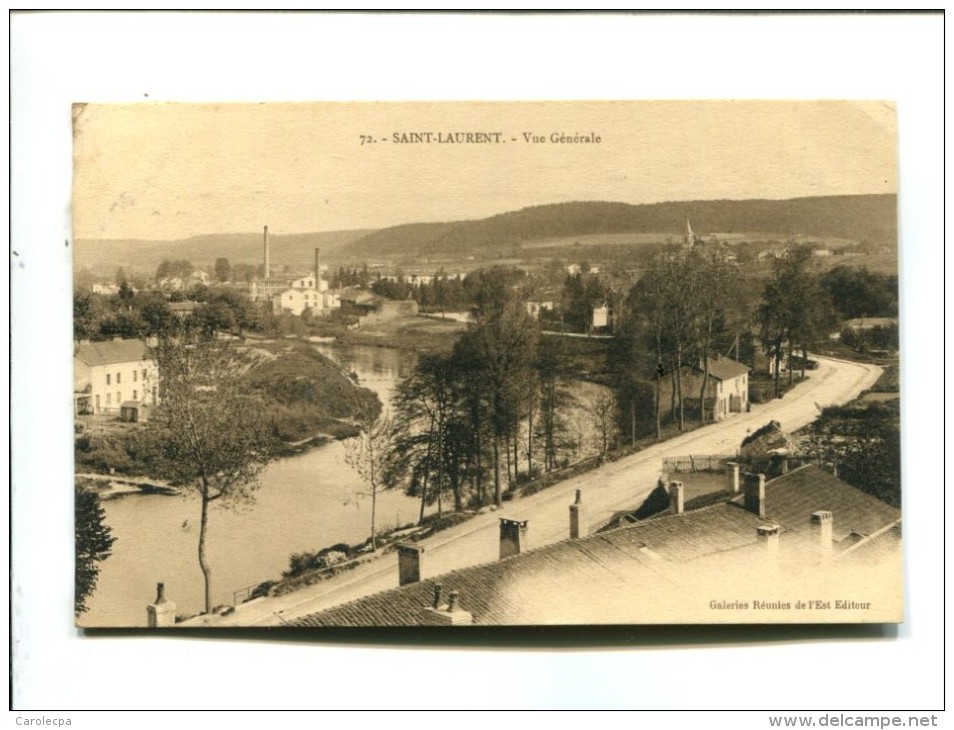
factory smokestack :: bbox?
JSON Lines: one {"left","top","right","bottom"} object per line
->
{"left": 263, "top": 225, "right": 270, "bottom": 280}
{"left": 315, "top": 247, "right": 320, "bottom": 288}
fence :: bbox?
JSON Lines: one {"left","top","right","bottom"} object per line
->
{"left": 662, "top": 454, "right": 736, "bottom": 474}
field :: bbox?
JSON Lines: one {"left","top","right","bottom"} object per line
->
{"left": 342, "top": 314, "right": 467, "bottom": 353}
{"left": 521, "top": 231, "right": 865, "bottom": 251}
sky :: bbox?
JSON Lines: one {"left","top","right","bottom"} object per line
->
{"left": 72, "top": 100, "right": 897, "bottom": 241}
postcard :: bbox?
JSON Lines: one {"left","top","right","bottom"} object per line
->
{"left": 71, "top": 100, "right": 900, "bottom": 627}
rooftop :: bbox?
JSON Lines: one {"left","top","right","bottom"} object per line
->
{"left": 704, "top": 357, "right": 751, "bottom": 381}
{"left": 293, "top": 464, "right": 900, "bottom": 626}
{"left": 74, "top": 339, "right": 152, "bottom": 367}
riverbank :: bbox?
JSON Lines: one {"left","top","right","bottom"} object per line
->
{"left": 74, "top": 339, "right": 378, "bottom": 479}
{"left": 232, "top": 399, "right": 722, "bottom": 610}
{"left": 75, "top": 473, "right": 178, "bottom": 499}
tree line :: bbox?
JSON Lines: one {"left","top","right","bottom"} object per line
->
{"left": 374, "top": 267, "right": 582, "bottom": 524}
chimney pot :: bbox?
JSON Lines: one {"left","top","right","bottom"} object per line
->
{"left": 432, "top": 583, "right": 443, "bottom": 609}
{"left": 726, "top": 461, "right": 740, "bottom": 493}
{"left": 147, "top": 581, "right": 176, "bottom": 627}
{"left": 397, "top": 543, "right": 424, "bottom": 586}
{"left": 669, "top": 481, "right": 685, "bottom": 515}
{"left": 756, "top": 524, "right": 781, "bottom": 554}
{"left": 743, "top": 472, "right": 767, "bottom": 518}
{"left": 447, "top": 590, "right": 460, "bottom": 612}
{"left": 569, "top": 491, "right": 585, "bottom": 539}
{"left": 811, "top": 510, "right": 834, "bottom": 556}
{"left": 499, "top": 519, "right": 529, "bottom": 559}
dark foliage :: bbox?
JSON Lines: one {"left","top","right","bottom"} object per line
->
{"left": 75, "top": 485, "right": 116, "bottom": 616}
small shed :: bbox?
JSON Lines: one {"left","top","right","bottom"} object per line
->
{"left": 120, "top": 400, "right": 148, "bottom": 423}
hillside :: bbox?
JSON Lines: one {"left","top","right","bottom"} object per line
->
{"left": 345, "top": 195, "right": 897, "bottom": 259}
{"left": 74, "top": 229, "right": 373, "bottom": 275}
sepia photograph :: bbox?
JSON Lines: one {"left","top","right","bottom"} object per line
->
{"left": 71, "top": 100, "right": 902, "bottom": 629}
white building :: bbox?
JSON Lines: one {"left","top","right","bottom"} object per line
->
{"left": 74, "top": 339, "right": 158, "bottom": 418}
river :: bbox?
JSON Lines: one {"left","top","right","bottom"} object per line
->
{"left": 82, "top": 343, "right": 421, "bottom": 627}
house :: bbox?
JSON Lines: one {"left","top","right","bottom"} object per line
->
{"left": 158, "top": 270, "right": 208, "bottom": 291}
{"left": 658, "top": 355, "right": 750, "bottom": 421}
{"left": 74, "top": 339, "right": 158, "bottom": 417}
{"left": 290, "top": 463, "right": 900, "bottom": 626}
{"left": 168, "top": 301, "right": 199, "bottom": 319}
{"left": 841, "top": 317, "right": 898, "bottom": 332}
{"left": 338, "top": 288, "right": 380, "bottom": 316}
{"left": 525, "top": 300, "right": 553, "bottom": 320}
{"left": 590, "top": 303, "right": 611, "bottom": 330}
{"left": 338, "top": 289, "right": 418, "bottom": 322}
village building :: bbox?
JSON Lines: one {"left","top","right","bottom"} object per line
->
{"left": 659, "top": 355, "right": 750, "bottom": 421}
{"left": 247, "top": 227, "right": 340, "bottom": 317}
{"left": 168, "top": 301, "right": 200, "bottom": 319}
{"left": 74, "top": 338, "right": 158, "bottom": 420}
{"left": 291, "top": 463, "right": 900, "bottom": 626}
{"left": 841, "top": 317, "right": 898, "bottom": 332}
{"left": 158, "top": 270, "right": 209, "bottom": 291}
{"left": 590, "top": 302, "right": 611, "bottom": 330}
{"left": 525, "top": 300, "right": 554, "bottom": 320}
{"left": 339, "top": 289, "right": 418, "bottom": 322}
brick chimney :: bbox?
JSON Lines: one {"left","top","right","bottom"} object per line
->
{"left": 726, "top": 461, "right": 740, "bottom": 493}
{"left": 499, "top": 519, "right": 528, "bottom": 559}
{"left": 569, "top": 489, "right": 585, "bottom": 538}
{"left": 397, "top": 543, "right": 424, "bottom": 586}
{"left": 669, "top": 481, "right": 685, "bottom": 515}
{"left": 744, "top": 473, "right": 767, "bottom": 518}
{"left": 421, "top": 588, "right": 473, "bottom": 626}
{"left": 811, "top": 511, "right": 833, "bottom": 556}
{"left": 756, "top": 524, "right": 781, "bottom": 553}
{"left": 263, "top": 225, "right": 270, "bottom": 280}
{"left": 146, "top": 582, "right": 176, "bottom": 627}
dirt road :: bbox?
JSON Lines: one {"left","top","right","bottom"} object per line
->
{"left": 187, "top": 355, "right": 880, "bottom": 627}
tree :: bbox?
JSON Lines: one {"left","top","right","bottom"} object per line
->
{"left": 75, "top": 483, "right": 117, "bottom": 616}
{"left": 535, "top": 335, "right": 576, "bottom": 472}
{"left": 214, "top": 257, "right": 232, "bottom": 283}
{"left": 757, "top": 245, "right": 832, "bottom": 396}
{"left": 688, "top": 248, "right": 732, "bottom": 424}
{"left": 143, "top": 337, "right": 280, "bottom": 614}
{"left": 803, "top": 401, "right": 900, "bottom": 507}
{"left": 465, "top": 267, "right": 540, "bottom": 505}
{"left": 624, "top": 258, "right": 675, "bottom": 439}
{"left": 344, "top": 406, "right": 395, "bottom": 551}
{"left": 388, "top": 353, "right": 463, "bottom": 517}
{"left": 585, "top": 389, "right": 618, "bottom": 458}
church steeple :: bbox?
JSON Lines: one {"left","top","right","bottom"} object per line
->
{"left": 684, "top": 218, "right": 695, "bottom": 248}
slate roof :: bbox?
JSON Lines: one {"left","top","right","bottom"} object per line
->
{"left": 75, "top": 339, "right": 152, "bottom": 366}
{"left": 293, "top": 503, "right": 764, "bottom": 627}
{"left": 759, "top": 464, "right": 900, "bottom": 541}
{"left": 292, "top": 463, "right": 900, "bottom": 627}
{"left": 704, "top": 357, "right": 751, "bottom": 381}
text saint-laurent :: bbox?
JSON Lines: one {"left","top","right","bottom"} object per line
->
{"left": 393, "top": 132, "right": 504, "bottom": 144}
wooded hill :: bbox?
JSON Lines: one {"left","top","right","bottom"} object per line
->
{"left": 74, "top": 229, "right": 373, "bottom": 275}
{"left": 346, "top": 195, "right": 897, "bottom": 258}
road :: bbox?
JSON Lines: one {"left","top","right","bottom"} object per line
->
{"left": 185, "top": 355, "right": 881, "bottom": 627}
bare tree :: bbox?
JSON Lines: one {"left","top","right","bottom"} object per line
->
{"left": 344, "top": 408, "right": 394, "bottom": 551}
{"left": 585, "top": 389, "right": 618, "bottom": 459}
